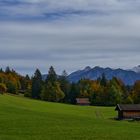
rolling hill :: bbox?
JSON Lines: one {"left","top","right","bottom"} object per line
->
{"left": 0, "top": 94, "right": 140, "bottom": 140}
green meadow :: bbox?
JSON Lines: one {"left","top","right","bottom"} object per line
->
{"left": 0, "top": 94, "right": 140, "bottom": 140}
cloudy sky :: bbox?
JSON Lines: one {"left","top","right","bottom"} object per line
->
{"left": 0, "top": 0, "right": 140, "bottom": 75}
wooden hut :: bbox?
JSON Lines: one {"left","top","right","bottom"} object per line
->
{"left": 115, "top": 104, "right": 140, "bottom": 120}
{"left": 76, "top": 98, "right": 90, "bottom": 106}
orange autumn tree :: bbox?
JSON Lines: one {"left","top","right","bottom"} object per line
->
{"left": 0, "top": 83, "right": 7, "bottom": 94}
{"left": 0, "top": 67, "right": 30, "bottom": 94}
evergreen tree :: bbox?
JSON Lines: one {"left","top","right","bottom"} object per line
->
{"left": 19, "top": 75, "right": 31, "bottom": 92}
{"left": 0, "top": 68, "right": 3, "bottom": 73}
{"left": 25, "top": 74, "right": 30, "bottom": 81}
{"left": 100, "top": 73, "right": 107, "bottom": 86}
{"left": 41, "top": 82, "right": 65, "bottom": 102}
{"left": 131, "top": 80, "right": 140, "bottom": 103}
{"left": 46, "top": 66, "right": 57, "bottom": 84}
{"left": 59, "top": 70, "right": 70, "bottom": 102}
{"left": 107, "top": 84, "right": 121, "bottom": 106}
{"left": 68, "top": 83, "right": 79, "bottom": 104}
{"left": 31, "top": 69, "right": 42, "bottom": 99}
{"left": 41, "top": 67, "right": 65, "bottom": 102}
{"left": 5, "top": 66, "right": 11, "bottom": 74}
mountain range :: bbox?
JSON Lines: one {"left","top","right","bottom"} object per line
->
{"left": 68, "top": 66, "right": 140, "bottom": 85}
{"left": 131, "top": 65, "right": 140, "bottom": 73}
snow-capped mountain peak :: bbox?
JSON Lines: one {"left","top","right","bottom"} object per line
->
{"left": 132, "top": 65, "right": 140, "bottom": 73}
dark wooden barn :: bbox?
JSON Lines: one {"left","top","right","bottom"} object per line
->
{"left": 76, "top": 98, "right": 90, "bottom": 106}
{"left": 115, "top": 104, "right": 140, "bottom": 120}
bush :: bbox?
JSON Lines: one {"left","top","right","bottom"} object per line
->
{"left": 0, "top": 83, "right": 7, "bottom": 94}
{"left": 24, "top": 92, "right": 31, "bottom": 97}
{"left": 24, "top": 86, "right": 31, "bottom": 97}
{"left": 7, "top": 82, "right": 18, "bottom": 94}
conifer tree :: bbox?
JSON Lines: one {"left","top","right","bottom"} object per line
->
{"left": 46, "top": 66, "right": 57, "bottom": 84}
{"left": 100, "top": 73, "right": 107, "bottom": 86}
{"left": 59, "top": 70, "right": 70, "bottom": 102}
{"left": 42, "top": 66, "right": 65, "bottom": 102}
{"left": 41, "top": 82, "right": 65, "bottom": 102}
{"left": 5, "top": 66, "right": 11, "bottom": 74}
{"left": 31, "top": 69, "right": 42, "bottom": 99}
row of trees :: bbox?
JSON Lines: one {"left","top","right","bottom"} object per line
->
{"left": 0, "top": 66, "right": 140, "bottom": 106}
{"left": 30, "top": 67, "right": 65, "bottom": 102}
{"left": 30, "top": 67, "right": 140, "bottom": 106}
{"left": 0, "top": 67, "right": 31, "bottom": 95}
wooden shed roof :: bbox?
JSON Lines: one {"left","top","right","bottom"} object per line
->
{"left": 115, "top": 104, "right": 140, "bottom": 111}
{"left": 76, "top": 98, "right": 90, "bottom": 104}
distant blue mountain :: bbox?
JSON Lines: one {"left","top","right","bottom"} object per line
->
{"left": 42, "top": 74, "right": 47, "bottom": 81}
{"left": 68, "top": 66, "right": 140, "bottom": 85}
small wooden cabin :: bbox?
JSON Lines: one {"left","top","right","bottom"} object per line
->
{"left": 76, "top": 98, "right": 90, "bottom": 106}
{"left": 115, "top": 104, "right": 140, "bottom": 120}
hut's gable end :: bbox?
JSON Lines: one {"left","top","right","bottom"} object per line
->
{"left": 76, "top": 98, "right": 90, "bottom": 105}
{"left": 115, "top": 104, "right": 140, "bottom": 119}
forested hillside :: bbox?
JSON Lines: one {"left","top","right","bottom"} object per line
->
{"left": 0, "top": 66, "right": 140, "bottom": 106}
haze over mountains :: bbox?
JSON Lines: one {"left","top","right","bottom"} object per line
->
{"left": 131, "top": 65, "right": 140, "bottom": 73}
{"left": 68, "top": 66, "right": 140, "bottom": 85}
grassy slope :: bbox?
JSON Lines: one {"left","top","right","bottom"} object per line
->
{"left": 0, "top": 94, "right": 140, "bottom": 140}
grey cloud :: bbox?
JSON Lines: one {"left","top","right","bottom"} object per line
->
{"left": 0, "top": 0, "right": 140, "bottom": 75}
{"left": 0, "top": 0, "right": 140, "bottom": 20}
